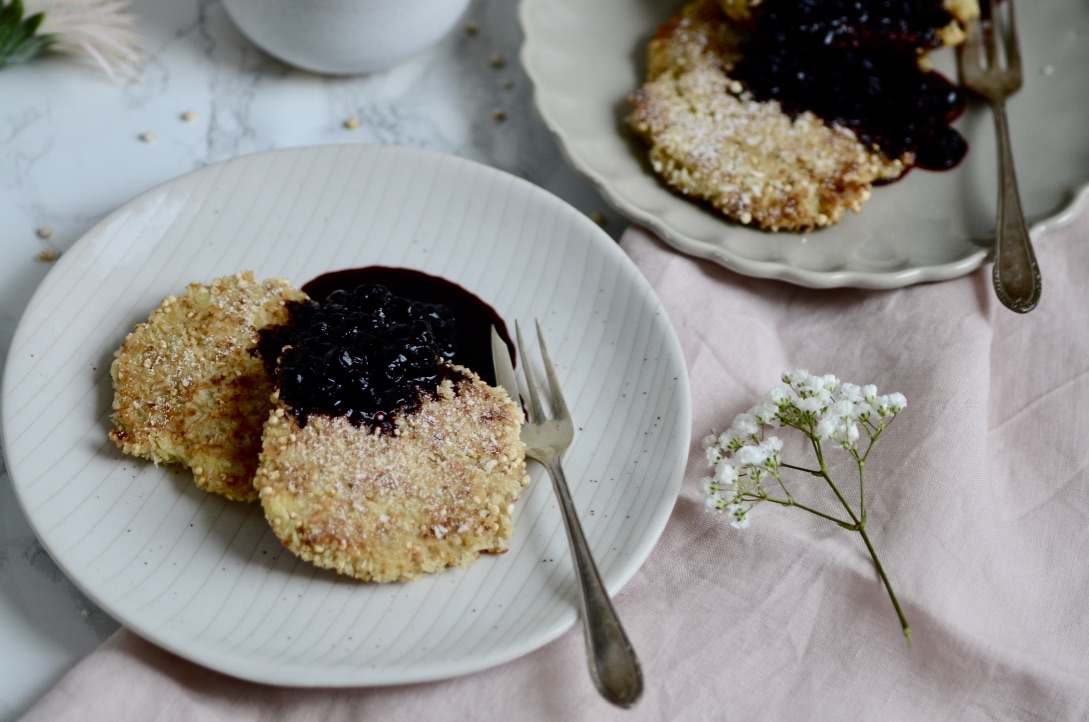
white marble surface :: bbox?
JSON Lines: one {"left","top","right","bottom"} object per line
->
{"left": 0, "top": 1, "right": 623, "bottom": 718}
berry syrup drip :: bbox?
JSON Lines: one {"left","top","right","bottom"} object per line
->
{"left": 732, "top": 0, "right": 968, "bottom": 170}
{"left": 257, "top": 268, "right": 508, "bottom": 434}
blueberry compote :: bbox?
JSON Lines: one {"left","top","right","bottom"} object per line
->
{"left": 732, "top": 0, "right": 968, "bottom": 170}
{"left": 257, "top": 268, "right": 508, "bottom": 435}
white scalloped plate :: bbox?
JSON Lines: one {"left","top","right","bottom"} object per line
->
{"left": 1, "top": 145, "right": 691, "bottom": 686}
{"left": 520, "top": 0, "right": 1089, "bottom": 289}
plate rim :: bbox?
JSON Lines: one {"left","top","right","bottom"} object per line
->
{"left": 518, "top": 0, "right": 1088, "bottom": 290}
{"left": 1, "top": 143, "right": 693, "bottom": 686}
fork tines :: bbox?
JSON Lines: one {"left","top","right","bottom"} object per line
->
{"left": 960, "top": 0, "right": 1022, "bottom": 95}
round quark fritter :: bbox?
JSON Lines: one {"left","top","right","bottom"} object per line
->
{"left": 109, "top": 272, "right": 308, "bottom": 501}
{"left": 255, "top": 365, "right": 530, "bottom": 582}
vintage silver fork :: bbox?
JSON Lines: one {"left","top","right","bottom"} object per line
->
{"left": 958, "top": 0, "right": 1041, "bottom": 312}
{"left": 491, "top": 322, "right": 643, "bottom": 708}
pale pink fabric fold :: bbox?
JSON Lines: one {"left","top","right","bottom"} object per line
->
{"left": 24, "top": 204, "right": 1089, "bottom": 721}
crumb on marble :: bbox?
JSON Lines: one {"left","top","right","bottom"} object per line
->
{"left": 36, "top": 249, "right": 59, "bottom": 262}
{"left": 489, "top": 52, "right": 506, "bottom": 69}
{"left": 491, "top": 109, "right": 507, "bottom": 122}
{"left": 590, "top": 212, "right": 607, "bottom": 226}
{"left": 181, "top": 110, "right": 197, "bottom": 123}
{"left": 139, "top": 131, "right": 157, "bottom": 143}
{"left": 465, "top": 21, "right": 480, "bottom": 36}
{"left": 344, "top": 116, "right": 361, "bottom": 130}
{"left": 36, "top": 225, "right": 53, "bottom": 240}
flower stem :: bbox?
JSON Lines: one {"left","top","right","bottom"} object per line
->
{"left": 855, "top": 523, "right": 912, "bottom": 647}
{"left": 780, "top": 462, "right": 823, "bottom": 476}
{"left": 812, "top": 441, "right": 857, "bottom": 523}
{"left": 858, "top": 460, "right": 866, "bottom": 524}
{"left": 761, "top": 496, "right": 852, "bottom": 527}
{"left": 813, "top": 437, "right": 909, "bottom": 644}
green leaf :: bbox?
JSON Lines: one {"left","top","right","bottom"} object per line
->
{"left": 0, "top": 0, "right": 56, "bottom": 68}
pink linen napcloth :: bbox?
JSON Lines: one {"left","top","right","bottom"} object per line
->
{"left": 23, "top": 201, "right": 1089, "bottom": 721}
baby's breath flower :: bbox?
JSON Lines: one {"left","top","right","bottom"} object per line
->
{"left": 703, "top": 371, "right": 910, "bottom": 644}
{"left": 750, "top": 401, "right": 780, "bottom": 427}
{"left": 727, "top": 503, "right": 751, "bottom": 529}
{"left": 714, "top": 458, "right": 738, "bottom": 485}
{"left": 887, "top": 392, "right": 907, "bottom": 414}
{"left": 874, "top": 394, "right": 906, "bottom": 419}
{"left": 828, "top": 399, "right": 854, "bottom": 419}
{"left": 838, "top": 382, "right": 863, "bottom": 402}
{"left": 732, "top": 412, "right": 759, "bottom": 438}
{"left": 761, "top": 438, "right": 783, "bottom": 470}
{"left": 783, "top": 369, "right": 811, "bottom": 386}
{"left": 766, "top": 384, "right": 792, "bottom": 407}
{"left": 731, "top": 444, "right": 758, "bottom": 466}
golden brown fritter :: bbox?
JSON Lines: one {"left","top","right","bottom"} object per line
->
{"left": 627, "top": 0, "right": 979, "bottom": 232}
{"left": 255, "top": 367, "right": 529, "bottom": 582}
{"left": 109, "top": 272, "right": 307, "bottom": 501}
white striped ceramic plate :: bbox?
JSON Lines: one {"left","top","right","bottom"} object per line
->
{"left": 1, "top": 145, "right": 690, "bottom": 686}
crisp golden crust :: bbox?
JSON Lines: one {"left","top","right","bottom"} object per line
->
{"left": 255, "top": 367, "right": 530, "bottom": 583}
{"left": 628, "top": 0, "right": 905, "bottom": 232}
{"left": 717, "top": 0, "right": 761, "bottom": 22}
{"left": 936, "top": 0, "right": 981, "bottom": 47}
{"left": 109, "top": 272, "right": 307, "bottom": 502}
{"left": 628, "top": 0, "right": 978, "bottom": 232}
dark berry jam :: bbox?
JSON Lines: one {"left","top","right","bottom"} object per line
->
{"left": 302, "top": 267, "right": 508, "bottom": 386}
{"left": 257, "top": 267, "right": 508, "bottom": 434}
{"left": 732, "top": 0, "right": 968, "bottom": 170}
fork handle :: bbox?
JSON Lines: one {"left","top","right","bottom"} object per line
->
{"left": 989, "top": 97, "right": 1041, "bottom": 313}
{"left": 544, "top": 459, "right": 644, "bottom": 708}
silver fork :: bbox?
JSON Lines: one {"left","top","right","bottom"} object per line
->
{"left": 958, "top": 0, "right": 1041, "bottom": 313}
{"left": 491, "top": 322, "right": 643, "bottom": 708}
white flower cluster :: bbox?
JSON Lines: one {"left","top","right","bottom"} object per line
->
{"left": 779, "top": 370, "right": 906, "bottom": 448}
{"left": 701, "top": 370, "right": 906, "bottom": 529}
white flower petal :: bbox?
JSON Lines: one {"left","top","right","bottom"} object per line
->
{"left": 735, "top": 444, "right": 768, "bottom": 467}
{"left": 838, "top": 382, "right": 862, "bottom": 402}
{"left": 767, "top": 384, "right": 792, "bottom": 406}
{"left": 728, "top": 504, "right": 752, "bottom": 529}
{"left": 714, "top": 458, "right": 740, "bottom": 484}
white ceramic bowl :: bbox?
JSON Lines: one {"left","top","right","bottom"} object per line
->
{"left": 222, "top": 0, "right": 471, "bottom": 75}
